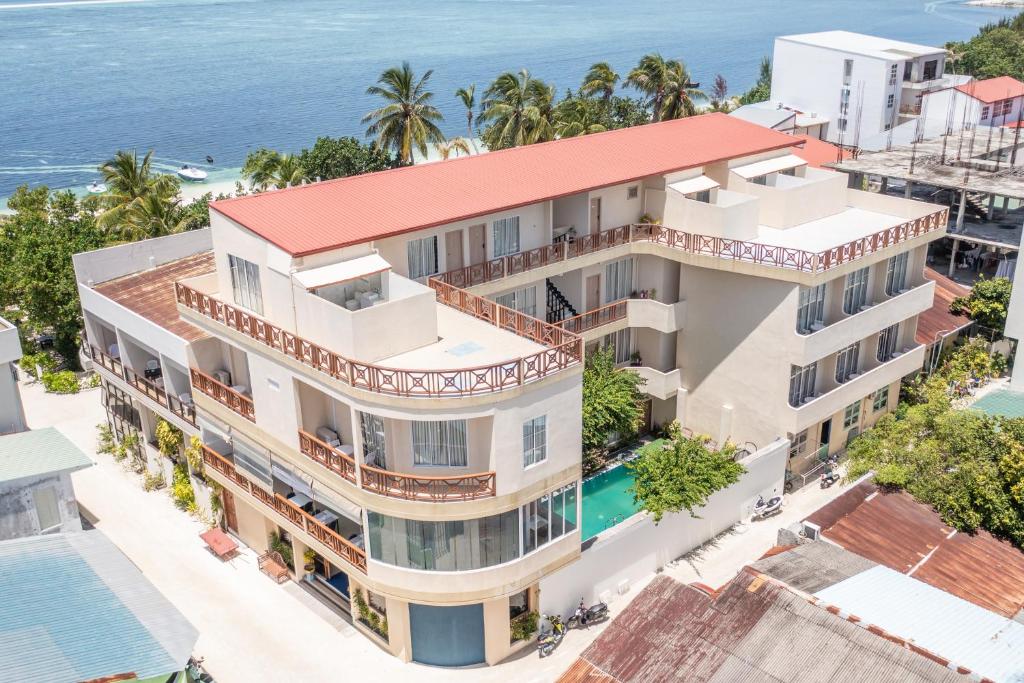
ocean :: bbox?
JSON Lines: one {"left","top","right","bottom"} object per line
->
{"left": 0, "top": 0, "right": 1016, "bottom": 198}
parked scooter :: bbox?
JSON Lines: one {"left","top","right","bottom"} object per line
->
{"left": 752, "top": 494, "right": 783, "bottom": 520}
{"left": 186, "top": 655, "right": 214, "bottom": 683}
{"left": 567, "top": 598, "right": 609, "bottom": 629}
{"left": 820, "top": 470, "right": 841, "bottom": 488}
{"left": 537, "top": 614, "right": 566, "bottom": 657}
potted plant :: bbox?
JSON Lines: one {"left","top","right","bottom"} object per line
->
{"left": 303, "top": 549, "right": 317, "bottom": 580}
{"left": 630, "top": 351, "right": 642, "bottom": 367}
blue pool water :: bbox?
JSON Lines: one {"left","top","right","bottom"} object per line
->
{"left": 0, "top": 0, "right": 1014, "bottom": 197}
{"left": 581, "top": 462, "right": 642, "bottom": 541}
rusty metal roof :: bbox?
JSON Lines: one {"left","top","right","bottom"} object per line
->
{"left": 916, "top": 267, "right": 972, "bottom": 347}
{"left": 92, "top": 252, "right": 214, "bottom": 343}
{"left": 807, "top": 483, "right": 1024, "bottom": 619}
{"left": 559, "top": 572, "right": 968, "bottom": 683}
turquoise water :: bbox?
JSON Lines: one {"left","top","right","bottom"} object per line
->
{"left": 973, "top": 389, "right": 1024, "bottom": 418}
{"left": 581, "top": 463, "right": 642, "bottom": 541}
{"left": 0, "top": 0, "right": 1015, "bottom": 197}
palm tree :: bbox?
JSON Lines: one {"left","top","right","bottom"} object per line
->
{"left": 362, "top": 62, "right": 445, "bottom": 164}
{"left": 554, "top": 97, "right": 607, "bottom": 138}
{"left": 660, "top": 59, "right": 707, "bottom": 120}
{"left": 241, "top": 150, "right": 308, "bottom": 190}
{"left": 626, "top": 53, "right": 673, "bottom": 122}
{"left": 112, "top": 193, "right": 188, "bottom": 242}
{"left": 96, "top": 149, "right": 178, "bottom": 229}
{"left": 479, "top": 69, "right": 556, "bottom": 150}
{"left": 455, "top": 84, "right": 476, "bottom": 138}
{"left": 434, "top": 137, "right": 473, "bottom": 160}
{"left": 581, "top": 62, "right": 620, "bottom": 104}
{"left": 269, "top": 154, "right": 308, "bottom": 189}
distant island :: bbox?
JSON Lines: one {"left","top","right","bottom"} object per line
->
{"left": 966, "top": 0, "right": 1024, "bottom": 7}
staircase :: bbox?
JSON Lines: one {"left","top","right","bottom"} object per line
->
{"left": 964, "top": 192, "right": 988, "bottom": 221}
{"left": 545, "top": 279, "right": 578, "bottom": 324}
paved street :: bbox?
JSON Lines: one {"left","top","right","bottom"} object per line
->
{"left": 23, "top": 378, "right": 857, "bottom": 683}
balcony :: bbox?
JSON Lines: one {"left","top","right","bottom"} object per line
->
{"left": 360, "top": 465, "right": 496, "bottom": 502}
{"left": 297, "top": 430, "right": 357, "bottom": 483}
{"left": 556, "top": 298, "right": 686, "bottom": 337}
{"left": 201, "top": 446, "right": 367, "bottom": 573}
{"left": 628, "top": 366, "right": 683, "bottom": 400}
{"left": 89, "top": 345, "right": 196, "bottom": 426}
{"left": 190, "top": 367, "right": 255, "bottom": 422}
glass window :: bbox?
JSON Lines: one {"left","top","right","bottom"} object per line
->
{"left": 982, "top": 106, "right": 991, "bottom": 120}
{"left": 923, "top": 59, "right": 937, "bottom": 81}
{"left": 522, "top": 482, "right": 577, "bottom": 555}
{"left": 843, "top": 400, "right": 861, "bottom": 430}
{"left": 627, "top": 186, "right": 639, "bottom": 200}
{"left": 510, "top": 589, "right": 530, "bottom": 620}
{"left": 872, "top": 386, "right": 890, "bottom": 412}
{"left": 751, "top": 175, "right": 768, "bottom": 186}
{"left": 601, "top": 328, "right": 633, "bottom": 365}
{"left": 835, "top": 343, "right": 860, "bottom": 383}
{"left": 229, "top": 254, "right": 263, "bottom": 314}
{"left": 523, "top": 416, "right": 547, "bottom": 468}
{"left": 492, "top": 216, "right": 521, "bottom": 258}
{"left": 604, "top": 258, "right": 634, "bottom": 303}
{"left": 842, "top": 267, "right": 869, "bottom": 314}
{"left": 359, "top": 412, "right": 387, "bottom": 468}
{"left": 889, "top": 64, "right": 897, "bottom": 85}
{"left": 789, "top": 429, "right": 808, "bottom": 459}
{"left": 1002, "top": 99, "right": 1013, "bottom": 116}
{"left": 843, "top": 59, "right": 853, "bottom": 86}
{"left": 691, "top": 189, "right": 711, "bottom": 203}
{"left": 885, "top": 252, "right": 909, "bottom": 296}
{"left": 903, "top": 61, "right": 913, "bottom": 81}
{"left": 33, "top": 487, "right": 61, "bottom": 531}
{"left": 495, "top": 286, "right": 537, "bottom": 317}
{"left": 877, "top": 323, "right": 900, "bottom": 362}
{"left": 796, "top": 284, "right": 827, "bottom": 334}
{"left": 367, "top": 509, "right": 519, "bottom": 572}
{"left": 839, "top": 88, "right": 851, "bottom": 115}
{"left": 886, "top": 94, "right": 894, "bottom": 109}
{"left": 407, "top": 236, "right": 439, "bottom": 279}
{"left": 412, "top": 420, "right": 468, "bottom": 467}
{"left": 789, "top": 363, "right": 817, "bottom": 407}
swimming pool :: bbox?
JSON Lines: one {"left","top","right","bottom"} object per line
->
{"left": 581, "top": 462, "right": 642, "bottom": 541}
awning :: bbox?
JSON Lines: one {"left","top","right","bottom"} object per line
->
{"left": 667, "top": 175, "right": 719, "bottom": 196}
{"left": 293, "top": 253, "right": 391, "bottom": 291}
{"left": 731, "top": 153, "right": 807, "bottom": 179}
{"left": 311, "top": 483, "right": 363, "bottom": 524}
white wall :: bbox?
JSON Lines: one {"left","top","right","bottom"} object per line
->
{"left": 73, "top": 229, "right": 212, "bottom": 287}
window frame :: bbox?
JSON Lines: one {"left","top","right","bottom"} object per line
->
{"left": 884, "top": 252, "right": 909, "bottom": 296}
{"left": 789, "top": 429, "right": 809, "bottom": 459}
{"left": 796, "top": 283, "right": 827, "bottom": 334}
{"left": 789, "top": 362, "right": 817, "bottom": 407}
{"left": 495, "top": 286, "right": 537, "bottom": 317}
{"left": 876, "top": 323, "right": 900, "bottom": 362}
{"left": 872, "top": 386, "right": 890, "bottom": 412}
{"left": 522, "top": 415, "right": 548, "bottom": 469}
{"left": 228, "top": 254, "right": 264, "bottom": 315}
{"left": 407, "top": 235, "right": 439, "bottom": 279}
{"left": 33, "top": 486, "right": 61, "bottom": 532}
{"left": 843, "top": 400, "right": 861, "bottom": 430}
{"left": 604, "top": 257, "right": 634, "bottom": 303}
{"left": 411, "top": 419, "right": 468, "bottom": 467}
{"left": 492, "top": 216, "right": 521, "bottom": 258}
{"left": 835, "top": 342, "right": 860, "bottom": 384}
{"left": 842, "top": 267, "right": 870, "bottom": 314}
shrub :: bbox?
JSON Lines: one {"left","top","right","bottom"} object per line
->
{"left": 85, "top": 372, "right": 101, "bottom": 389}
{"left": 40, "top": 370, "right": 80, "bottom": 394}
{"left": 155, "top": 419, "right": 183, "bottom": 458}
{"left": 510, "top": 611, "right": 540, "bottom": 642}
{"left": 353, "top": 589, "right": 389, "bottom": 640}
{"left": 184, "top": 436, "right": 205, "bottom": 477}
{"left": 20, "top": 351, "right": 57, "bottom": 379}
{"left": 96, "top": 423, "right": 115, "bottom": 455}
{"left": 143, "top": 472, "right": 166, "bottom": 491}
{"left": 170, "top": 463, "right": 197, "bottom": 513}
{"left": 268, "top": 530, "right": 294, "bottom": 569}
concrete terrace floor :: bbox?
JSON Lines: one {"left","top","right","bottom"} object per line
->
{"left": 21, "top": 378, "right": 860, "bottom": 683}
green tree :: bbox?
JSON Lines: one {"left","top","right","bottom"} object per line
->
{"left": 553, "top": 93, "right": 607, "bottom": 138}
{"left": 434, "top": 137, "right": 473, "bottom": 160}
{"left": 455, "top": 84, "right": 476, "bottom": 138}
{"left": 738, "top": 56, "right": 772, "bottom": 105}
{"left": 607, "top": 95, "right": 652, "bottom": 129}
{"left": 299, "top": 136, "right": 399, "bottom": 180}
{"left": 626, "top": 53, "right": 674, "bottom": 121}
{"left": 947, "top": 17, "right": 1024, "bottom": 80}
{"left": 241, "top": 149, "right": 308, "bottom": 190}
{"left": 97, "top": 149, "right": 178, "bottom": 229}
{"left": 114, "top": 192, "right": 189, "bottom": 241}
{"left": 581, "top": 347, "right": 646, "bottom": 455}
{"left": 627, "top": 432, "right": 746, "bottom": 523}
{"left": 362, "top": 62, "right": 445, "bottom": 164}
{"left": 479, "top": 69, "right": 556, "bottom": 150}
{"left": 581, "top": 61, "right": 620, "bottom": 104}
{"left": 950, "top": 276, "right": 1012, "bottom": 333}
{"left": 659, "top": 59, "right": 707, "bottom": 120}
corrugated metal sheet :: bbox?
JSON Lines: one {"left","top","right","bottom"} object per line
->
{"left": 751, "top": 541, "right": 877, "bottom": 594}
{"left": 210, "top": 114, "right": 799, "bottom": 256}
{"left": 0, "top": 531, "right": 198, "bottom": 682}
{"left": 0, "top": 427, "right": 93, "bottom": 483}
{"left": 93, "top": 251, "right": 214, "bottom": 342}
{"left": 916, "top": 267, "right": 972, "bottom": 347}
{"left": 815, "top": 565, "right": 1024, "bottom": 682}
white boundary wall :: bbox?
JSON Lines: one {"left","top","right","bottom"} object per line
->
{"left": 539, "top": 438, "right": 788, "bottom": 618}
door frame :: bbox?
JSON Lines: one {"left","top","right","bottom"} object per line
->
{"left": 469, "top": 223, "right": 487, "bottom": 265}
{"left": 444, "top": 229, "right": 464, "bottom": 271}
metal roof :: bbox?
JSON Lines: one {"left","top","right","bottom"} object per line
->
{"left": 730, "top": 103, "right": 796, "bottom": 130}
{"left": 0, "top": 531, "right": 198, "bottom": 682}
{"left": 815, "top": 565, "right": 1024, "bottom": 682}
{"left": 0, "top": 427, "right": 93, "bottom": 483}
{"left": 916, "top": 267, "right": 972, "bottom": 346}
{"left": 750, "top": 540, "right": 876, "bottom": 594}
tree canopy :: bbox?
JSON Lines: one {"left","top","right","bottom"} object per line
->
{"left": 738, "top": 56, "right": 772, "bottom": 105}
{"left": 581, "top": 347, "right": 647, "bottom": 456}
{"left": 946, "top": 13, "right": 1024, "bottom": 80}
{"left": 362, "top": 62, "right": 445, "bottom": 164}
{"left": 950, "top": 275, "right": 1012, "bottom": 334}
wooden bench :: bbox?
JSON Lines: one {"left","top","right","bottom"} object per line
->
{"left": 200, "top": 527, "right": 238, "bottom": 560}
{"left": 257, "top": 550, "right": 290, "bottom": 583}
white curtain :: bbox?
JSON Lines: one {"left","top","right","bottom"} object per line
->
{"left": 407, "top": 236, "right": 438, "bottom": 279}
{"left": 229, "top": 255, "right": 263, "bottom": 314}
{"left": 492, "top": 216, "right": 520, "bottom": 258}
{"left": 605, "top": 258, "right": 634, "bottom": 303}
{"left": 412, "top": 420, "right": 468, "bottom": 466}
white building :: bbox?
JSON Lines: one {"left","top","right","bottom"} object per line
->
{"left": 75, "top": 113, "right": 947, "bottom": 668}
{"left": 921, "top": 76, "right": 1024, "bottom": 133}
{"left": 0, "top": 317, "right": 27, "bottom": 435}
{"left": 771, "top": 31, "right": 956, "bottom": 146}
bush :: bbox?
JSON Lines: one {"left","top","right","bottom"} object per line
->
{"left": 85, "top": 372, "right": 101, "bottom": 389}
{"left": 510, "top": 611, "right": 540, "bottom": 642}
{"left": 950, "top": 276, "right": 1012, "bottom": 335}
{"left": 19, "top": 351, "right": 57, "bottom": 379}
{"left": 97, "top": 423, "right": 115, "bottom": 455}
{"left": 184, "top": 436, "right": 205, "bottom": 477}
{"left": 41, "top": 370, "right": 80, "bottom": 394}
{"left": 353, "top": 589, "right": 389, "bottom": 640}
{"left": 155, "top": 419, "right": 183, "bottom": 458}
{"left": 268, "top": 530, "right": 294, "bottom": 569}
{"left": 169, "top": 463, "right": 197, "bottom": 513}
{"left": 143, "top": 472, "right": 166, "bottom": 491}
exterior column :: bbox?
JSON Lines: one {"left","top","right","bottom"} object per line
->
{"left": 879, "top": 177, "right": 888, "bottom": 194}
{"left": 956, "top": 189, "right": 967, "bottom": 231}
{"left": 988, "top": 194, "right": 996, "bottom": 220}
{"left": 904, "top": 180, "right": 913, "bottom": 199}
{"left": 948, "top": 238, "right": 960, "bottom": 278}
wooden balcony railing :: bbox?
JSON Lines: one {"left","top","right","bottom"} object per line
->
{"left": 125, "top": 366, "right": 168, "bottom": 407}
{"left": 201, "top": 446, "right": 367, "bottom": 572}
{"left": 557, "top": 300, "right": 628, "bottom": 334}
{"left": 176, "top": 280, "right": 583, "bottom": 398}
{"left": 297, "top": 430, "right": 357, "bottom": 484}
{"left": 190, "top": 367, "right": 255, "bottom": 422}
{"left": 436, "top": 210, "right": 948, "bottom": 287}
{"left": 360, "top": 464, "right": 496, "bottom": 502}
{"left": 90, "top": 345, "right": 196, "bottom": 426}
{"left": 89, "top": 344, "right": 123, "bottom": 377}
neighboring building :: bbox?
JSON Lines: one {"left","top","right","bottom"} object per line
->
{"left": 922, "top": 76, "right": 1024, "bottom": 133}
{"left": 771, "top": 31, "right": 958, "bottom": 146}
{"left": 731, "top": 101, "right": 829, "bottom": 140}
{"left": 917, "top": 266, "right": 973, "bottom": 373}
{"left": 0, "top": 530, "right": 198, "bottom": 682}
{"left": 76, "top": 113, "right": 947, "bottom": 666}
{"left": 0, "top": 427, "right": 92, "bottom": 540}
{"left": 0, "top": 315, "right": 27, "bottom": 435}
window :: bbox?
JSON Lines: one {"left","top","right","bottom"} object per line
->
{"left": 510, "top": 588, "right": 530, "bottom": 620}
{"left": 796, "top": 283, "right": 827, "bottom": 334}
{"left": 522, "top": 483, "right": 578, "bottom": 555}
{"left": 889, "top": 64, "right": 898, "bottom": 85}
{"left": 407, "top": 235, "right": 438, "bottom": 279}
{"left": 522, "top": 416, "right": 547, "bottom": 468}
{"left": 751, "top": 175, "right": 768, "bottom": 186}
{"left": 982, "top": 106, "right": 991, "bottom": 121}
{"left": 367, "top": 509, "right": 519, "bottom": 571}
{"left": 789, "top": 429, "right": 809, "bottom": 459}
{"left": 843, "top": 400, "right": 861, "bottom": 430}
{"left": 411, "top": 420, "right": 468, "bottom": 467}
{"left": 604, "top": 258, "right": 634, "bottom": 303}
{"left": 691, "top": 189, "right": 711, "bottom": 203}
{"left": 33, "top": 487, "right": 61, "bottom": 532}
{"left": 839, "top": 88, "right": 851, "bottom": 115}
{"left": 789, "top": 363, "right": 817, "bottom": 407}
{"left": 877, "top": 323, "right": 899, "bottom": 362}
{"left": 872, "top": 386, "right": 890, "bottom": 412}
{"left": 843, "top": 59, "right": 853, "bottom": 86}
{"left": 495, "top": 286, "right": 537, "bottom": 317}
{"left": 903, "top": 61, "right": 913, "bottom": 81}
{"left": 835, "top": 342, "right": 860, "bottom": 383}
{"left": 228, "top": 255, "right": 263, "bottom": 314}
{"left": 838, "top": 118, "right": 848, "bottom": 132}
{"left": 922, "top": 60, "right": 937, "bottom": 81}
{"left": 1002, "top": 99, "right": 1013, "bottom": 116}
{"left": 367, "top": 591, "right": 387, "bottom": 616}
{"left": 627, "top": 185, "right": 639, "bottom": 200}
{"left": 886, "top": 94, "right": 894, "bottom": 109}
{"left": 492, "top": 216, "right": 521, "bottom": 258}
{"left": 360, "top": 412, "right": 387, "bottom": 468}
{"left": 884, "top": 252, "right": 909, "bottom": 296}
{"left": 842, "top": 267, "right": 869, "bottom": 314}
{"left": 602, "top": 328, "right": 633, "bottom": 365}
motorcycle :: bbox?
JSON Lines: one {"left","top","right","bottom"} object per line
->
{"left": 186, "top": 656, "right": 214, "bottom": 683}
{"left": 820, "top": 467, "right": 840, "bottom": 489}
{"left": 567, "top": 598, "right": 609, "bottom": 629}
{"left": 537, "top": 614, "right": 566, "bottom": 657}
{"left": 752, "top": 494, "right": 783, "bottom": 520}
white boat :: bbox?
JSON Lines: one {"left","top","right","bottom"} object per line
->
{"left": 177, "top": 165, "right": 208, "bottom": 182}
{"left": 87, "top": 181, "right": 107, "bottom": 194}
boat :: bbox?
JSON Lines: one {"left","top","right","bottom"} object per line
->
{"left": 177, "top": 165, "right": 208, "bottom": 182}
{"left": 87, "top": 181, "right": 107, "bottom": 194}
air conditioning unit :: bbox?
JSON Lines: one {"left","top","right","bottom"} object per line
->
{"left": 801, "top": 521, "right": 821, "bottom": 540}
{"left": 213, "top": 369, "right": 231, "bottom": 385}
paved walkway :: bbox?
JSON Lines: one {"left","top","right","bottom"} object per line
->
{"left": 22, "top": 379, "right": 858, "bottom": 682}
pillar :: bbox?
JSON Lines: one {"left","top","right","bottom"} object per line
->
{"left": 988, "top": 194, "right": 996, "bottom": 220}
{"left": 904, "top": 180, "right": 913, "bottom": 199}
{"left": 956, "top": 189, "right": 967, "bottom": 231}
{"left": 879, "top": 177, "right": 888, "bottom": 194}
{"left": 948, "top": 237, "right": 960, "bottom": 278}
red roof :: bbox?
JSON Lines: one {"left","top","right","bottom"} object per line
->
{"left": 791, "top": 134, "right": 848, "bottom": 168}
{"left": 211, "top": 113, "right": 798, "bottom": 256}
{"left": 955, "top": 76, "right": 1024, "bottom": 104}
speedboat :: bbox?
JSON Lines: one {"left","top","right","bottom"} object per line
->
{"left": 177, "top": 165, "right": 208, "bottom": 182}
{"left": 87, "top": 181, "right": 107, "bottom": 194}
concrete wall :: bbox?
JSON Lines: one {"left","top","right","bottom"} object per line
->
{"left": 0, "top": 472, "right": 81, "bottom": 540}
{"left": 72, "top": 229, "right": 211, "bottom": 287}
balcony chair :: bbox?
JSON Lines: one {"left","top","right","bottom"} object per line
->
{"left": 316, "top": 426, "right": 342, "bottom": 448}
{"left": 108, "top": 343, "right": 120, "bottom": 359}
{"left": 144, "top": 359, "right": 162, "bottom": 380}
